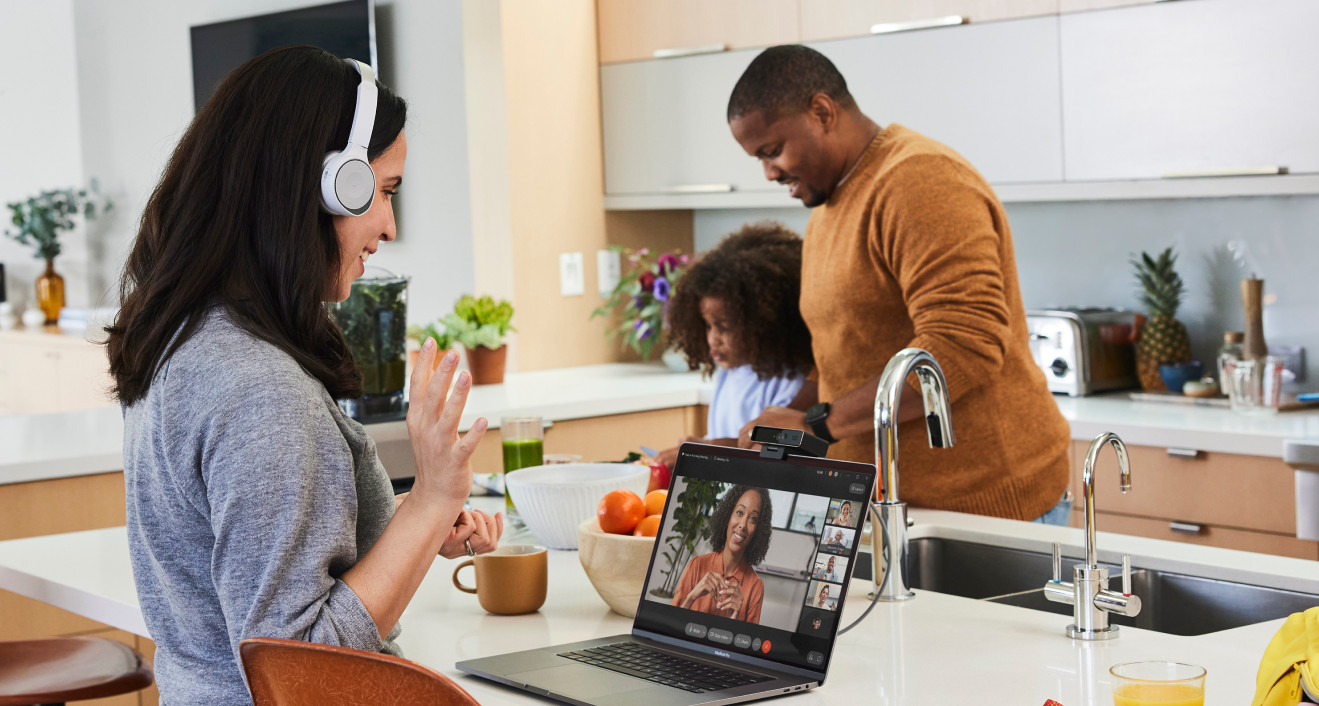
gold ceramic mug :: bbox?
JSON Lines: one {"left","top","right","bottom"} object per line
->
{"left": 452, "top": 544, "right": 548, "bottom": 615}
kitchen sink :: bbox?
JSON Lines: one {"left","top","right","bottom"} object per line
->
{"left": 896, "top": 537, "right": 1319, "bottom": 636}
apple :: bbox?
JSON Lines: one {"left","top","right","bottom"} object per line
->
{"left": 646, "top": 461, "right": 671, "bottom": 494}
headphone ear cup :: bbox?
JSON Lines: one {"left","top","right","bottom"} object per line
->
{"left": 321, "top": 150, "right": 376, "bottom": 217}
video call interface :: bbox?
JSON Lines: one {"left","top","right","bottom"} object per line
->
{"left": 634, "top": 446, "right": 873, "bottom": 672}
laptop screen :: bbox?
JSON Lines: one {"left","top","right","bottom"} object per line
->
{"left": 631, "top": 443, "right": 875, "bottom": 675}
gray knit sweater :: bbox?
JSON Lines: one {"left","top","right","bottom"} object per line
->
{"left": 123, "top": 308, "right": 400, "bottom": 705}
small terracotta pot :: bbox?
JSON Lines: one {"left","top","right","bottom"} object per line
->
{"left": 466, "top": 344, "right": 507, "bottom": 385}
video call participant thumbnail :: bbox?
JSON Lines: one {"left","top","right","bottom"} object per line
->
{"left": 812, "top": 554, "right": 846, "bottom": 583}
{"left": 825, "top": 499, "right": 860, "bottom": 528}
{"left": 822, "top": 526, "right": 856, "bottom": 553}
{"left": 671, "top": 485, "right": 772, "bottom": 623}
{"left": 805, "top": 580, "right": 839, "bottom": 612}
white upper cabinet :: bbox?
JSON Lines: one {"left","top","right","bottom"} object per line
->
{"left": 600, "top": 50, "right": 775, "bottom": 196}
{"left": 811, "top": 15, "right": 1064, "bottom": 184}
{"left": 597, "top": 0, "right": 800, "bottom": 64}
{"left": 1061, "top": 0, "right": 1319, "bottom": 181}
{"left": 800, "top": 0, "right": 1059, "bottom": 42}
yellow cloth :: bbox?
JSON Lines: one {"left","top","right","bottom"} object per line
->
{"left": 1253, "top": 607, "right": 1319, "bottom": 705}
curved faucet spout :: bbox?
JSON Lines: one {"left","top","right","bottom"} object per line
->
{"left": 1082, "top": 432, "right": 1132, "bottom": 567}
{"left": 874, "top": 348, "right": 956, "bottom": 505}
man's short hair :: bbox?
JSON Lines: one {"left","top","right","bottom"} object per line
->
{"left": 727, "top": 45, "right": 854, "bottom": 123}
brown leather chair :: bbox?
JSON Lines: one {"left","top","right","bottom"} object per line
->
{"left": 0, "top": 636, "right": 153, "bottom": 706}
{"left": 239, "top": 637, "right": 481, "bottom": 706}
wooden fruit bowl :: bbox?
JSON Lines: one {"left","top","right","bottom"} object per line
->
{"left": 576, "top": 518, "right": 656, "bottom": 617}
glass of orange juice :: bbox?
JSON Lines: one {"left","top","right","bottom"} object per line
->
{"left": 1110, "top": 661, "right": 1205, "bottom": 706}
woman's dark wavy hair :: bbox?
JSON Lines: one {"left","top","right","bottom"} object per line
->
{"left": 707, "top": 484, "right": 773, "bottom": 566}
{"left": 106, "top": 46, "right": 407, "bottom": 405}
{"left": 667, "top": 222, "right": 813, "bottom": 379}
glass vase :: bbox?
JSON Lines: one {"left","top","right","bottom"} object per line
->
{"left": 36, "top": 258, "right": 65, "bottom": 324}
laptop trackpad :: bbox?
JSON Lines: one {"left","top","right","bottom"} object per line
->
{"left": 507, "top": 664, "right": 651, "bottom": 699}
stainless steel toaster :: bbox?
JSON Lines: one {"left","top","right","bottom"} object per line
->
{"left": 1026, "top": 308, "right": 1139, "bottom": 396}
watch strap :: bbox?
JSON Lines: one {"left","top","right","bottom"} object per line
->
{"left": 805, "top": 402, "right": 836, "bottom": 444}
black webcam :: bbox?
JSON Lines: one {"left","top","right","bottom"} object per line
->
{"left": 751, "top": 426, "right": 830, "bottom": 460}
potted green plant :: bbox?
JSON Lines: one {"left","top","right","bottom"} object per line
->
{"left": 443, "top": 294, "right": 515, "bottom": 385}
{"left": 591, "top": 247, "right": 688, "bottom": 361}
{"left": 406, "top": 322, "right": 453, "bottom": 372}
{"left": 4, "top": 183, "right": 111, "bottom": 323}
{"left": 650, "top": 478, "right": 727, "bottom": 599}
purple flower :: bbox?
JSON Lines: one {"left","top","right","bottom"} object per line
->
{"left": 638, "top": 271, "right": 656, "bottom": 293}
{"left": 632, "top": 295, "right": 646, "bottom": 311}
{"left": 653, "top": 277, "right": 671, "bottom": 302}
{"left": 657, "top": 253, "right": 679, "bottom": 275}
{"left": 633, "top": 320, "right": 652, "bottom": 340}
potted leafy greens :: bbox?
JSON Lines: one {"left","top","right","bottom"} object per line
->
{"left": 333, "top": 269, "right": 410, "bottom": 419}
{"left": 443, "top": 294, "right": 515, "bottom": 385}
{"left": 406, "top": 321, "right": 453, "bottom": 372}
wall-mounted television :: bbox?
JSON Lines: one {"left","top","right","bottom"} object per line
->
{"left": 190, "top": 0, "right": 376, "bottom": 113}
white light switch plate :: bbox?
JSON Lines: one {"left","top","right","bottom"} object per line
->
{"left": 597, "top": 249, "right": 621, "bottom": 297}
{"left": 559, "top": 252, "right": 585, "bottom": 297}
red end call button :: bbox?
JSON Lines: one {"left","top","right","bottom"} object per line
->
{"left": 760, "top": 640, "right": 771, "bottom": 654}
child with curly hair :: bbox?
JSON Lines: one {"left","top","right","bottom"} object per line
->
{"left": 656, "top": 222, "right": 815, "bottom": 468}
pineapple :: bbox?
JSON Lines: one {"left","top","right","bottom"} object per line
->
{"left": 1132, "top": 247, "right": 1192, "bottom": 391}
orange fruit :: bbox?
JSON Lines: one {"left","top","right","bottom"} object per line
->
{"left": 633, "top": 514, "right": 661, "bottom": 537}
{"left": 643, "top": 490, "right": 668, "bottom": 518}
{"left": 598, "top": 489, "right": 646, "bottom": 535}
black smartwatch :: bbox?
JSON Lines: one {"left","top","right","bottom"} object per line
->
{"left": 804, "top": 402, "right": 836, "bottom": 444}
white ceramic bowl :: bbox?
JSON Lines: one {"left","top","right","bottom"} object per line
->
{"left": 504, "top": 463, "right": 649, "bottom": 549}
{"left": 577, "top": 517, "right": 656, "bottom": 617}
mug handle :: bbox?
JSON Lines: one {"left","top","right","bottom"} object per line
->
{"left": 452, "top": 559, "right": 477, "bottom": 594}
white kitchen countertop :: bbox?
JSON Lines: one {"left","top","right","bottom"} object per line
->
{"left": 0, "top": 363, "right": 709, "bottom": 486}
{"left": 0, "top": 499, "right": 1292, "bottom": 704}
{"left": 3, "top": 363, "right": 1317, "bottom": 486}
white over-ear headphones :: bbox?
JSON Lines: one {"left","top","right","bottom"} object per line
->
{"left": 321, "top": 59, "right": 378, "bottom": 217}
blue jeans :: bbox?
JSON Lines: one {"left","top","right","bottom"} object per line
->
{"left": 1032, "top": 492, "right": 1073, "bottom": 526}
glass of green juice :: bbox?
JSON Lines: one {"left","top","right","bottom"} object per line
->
{"left": 501, "top": 417, "right": 544, "bottom": 523}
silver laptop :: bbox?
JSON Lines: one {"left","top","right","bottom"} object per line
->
{"left": 457, "top": 441, "right": 876, "bottom": 706}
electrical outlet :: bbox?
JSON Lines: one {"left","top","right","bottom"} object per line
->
{"left": 559, "top": 252, "right": 585, "bottom": 297}
{"left": 1271, "top": 345, "right": 1306, "bottom": 382}
{"left": 597, "top": 249, "right": 621, "bottom": 297}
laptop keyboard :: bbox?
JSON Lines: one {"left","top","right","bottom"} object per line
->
{"left": 558, "top": 642, "right": 771, "bottom": 694}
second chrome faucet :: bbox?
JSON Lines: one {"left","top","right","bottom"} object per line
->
{"left": 1043, "top": 431, "right": 1143, "bottom": 639}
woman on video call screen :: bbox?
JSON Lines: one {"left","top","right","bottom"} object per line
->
{"left": 671, "top": 485, "right": 772, "bottom": 623}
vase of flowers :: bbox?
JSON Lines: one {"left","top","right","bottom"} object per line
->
{"left": 592, "top": 247, "right": 688, "bottom": 361}
{"left": 3, "top": 183, "right": 111, "bottom": 323}
{"left": 443, "top": 294, "right": 515, "bottom": 385}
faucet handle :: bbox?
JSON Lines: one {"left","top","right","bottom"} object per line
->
{"left": 1122, "top": 554, "right": 1132, "bottom": 595}
{"left": 1051, "top": 542, "right": 1061, "bottom": 582}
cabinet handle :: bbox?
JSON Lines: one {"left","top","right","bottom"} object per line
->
{"left": 1169, "top": 521, "right": 1204, "bottom": 535}
{"left": 871, "top": 15, "right": 969, "bottom": 35}
{"left": 1161, "top": 166, "right": 1289, "bottom": 179}
{"left": 663, "top": 184, "right": 734, "bottom": 194}
{"left": 652, "top": 43, "right": 727, "bottom": 59}
{"left": 1166, "top": 447, "right": 1201, "bottom": 459}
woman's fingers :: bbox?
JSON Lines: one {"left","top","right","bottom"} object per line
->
{"left": 437, "top": 370, "right": 473, "bottom": 435}
{"left": 409, "top": 338, "right": 438, "bottom": 405}
{"left": 457, "top": 419, "right": 488, "bottom": 457}
{"left": 424, "top": 350, "right": 460, "bottom": 422}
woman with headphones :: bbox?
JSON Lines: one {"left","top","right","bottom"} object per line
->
{"left": 105, "top": 46, "right": 499, "bottom": 704}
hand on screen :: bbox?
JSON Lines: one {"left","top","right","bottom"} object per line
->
{"left": 716, "top": 579, "right": 744, "bottom": 618}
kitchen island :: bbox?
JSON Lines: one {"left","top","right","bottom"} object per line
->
{"left": 0, "top": 498, "right": 1291, "bottom": 704}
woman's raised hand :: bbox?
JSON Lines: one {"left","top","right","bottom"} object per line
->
{"left": 406, "top": 340, "right": 488, "bottom": 508}
{"left": 716, "top": 581, "right": 744, "bottom": 617}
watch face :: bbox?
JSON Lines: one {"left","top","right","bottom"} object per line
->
{"left": 806, "top": 403, "right": 829, "bottom": 424}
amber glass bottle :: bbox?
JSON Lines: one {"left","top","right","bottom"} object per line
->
{"left": 36, "top": 258, "right": 65, "bottom": 324}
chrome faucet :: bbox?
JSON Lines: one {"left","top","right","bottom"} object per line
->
{"left": 871, "top": 348, "right": 956, "bottom": 601}
{"left": 1043, "top": 432, "right": 1142, "bottom": 639}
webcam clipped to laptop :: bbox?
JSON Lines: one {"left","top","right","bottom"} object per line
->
{"left": 457, "top": 429, "right": 876, "bottom": 705}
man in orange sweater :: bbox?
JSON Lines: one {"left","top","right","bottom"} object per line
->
{"left": 728, "top": 45, "right": 1071, "bottom": 524}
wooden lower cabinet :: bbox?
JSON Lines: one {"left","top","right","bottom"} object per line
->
{"left": 1067, "top": 439, "right": 1318, "bottom": 559}
{"left": 1094, "top": 511, "right": 1319, "bottom": 561}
